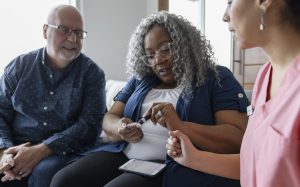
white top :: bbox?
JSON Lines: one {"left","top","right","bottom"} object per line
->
{"left": 123, "top": 86, "right": 182, "bottom": 160}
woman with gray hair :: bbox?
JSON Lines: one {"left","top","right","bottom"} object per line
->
{"left": 50, "top": 11, "right": 248, "bottom": 187}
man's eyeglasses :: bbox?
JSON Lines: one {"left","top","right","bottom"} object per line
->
{"left": 46, "top": 24, "right": 87, "bottom": 39}
{"left": 140, "top": 42, "right": 173, "bottom": 67}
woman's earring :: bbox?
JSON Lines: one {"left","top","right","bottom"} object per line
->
{"left": 259, "top": 8, "right": 265, "bottom": 31}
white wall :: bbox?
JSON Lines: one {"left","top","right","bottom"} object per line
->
{"left": 170, "top": 0, "right": 231, "bottom": 68}
{"left": 78, "top": 0, "right": 157, "bottom": 81}
{"left": 0, "top": 0, "right": 71, "bottom": 76}
{"left": 204, "top": 0, "right": 231, "bottom": 68}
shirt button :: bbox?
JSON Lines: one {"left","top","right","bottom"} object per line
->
{"left": 238, "top": 93, "right": 244, "bottom": 98}
{"left": 43, "top": 122, "right": 47, "bottom": 126}
{"left": 43, "top": 106, "right": 48, "bottom": 110}
{"left": 62, "top": 151, "right": 67, "bottom": 155}
{"left": 49, "top": 74, "right": 53, "bottom": 78}
{"left": 49, "top": 91, "right": 54, "bottom": 95}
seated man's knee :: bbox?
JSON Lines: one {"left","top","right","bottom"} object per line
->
{"left": 29, "top": 155, "right": 70, "bottom": 187}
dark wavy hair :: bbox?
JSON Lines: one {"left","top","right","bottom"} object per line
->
{"left": 126, "top": 11, "right": 217, "bottom": 96}
{"left": 281, "top": 0, "right": 300, "bottom": 32}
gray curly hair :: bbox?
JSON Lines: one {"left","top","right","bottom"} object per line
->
{"left": 126, "top": 11, "right": 217, "bottom": 96}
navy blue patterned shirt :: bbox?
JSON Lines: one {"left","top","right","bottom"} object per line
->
{"left": 0, "top": 48, "right": 106, "bottom": 156}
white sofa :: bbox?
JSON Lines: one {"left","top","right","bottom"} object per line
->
{"left": 105, "top": 79, "right": 126, "bottom": 109}
{"left": 101, "top": 80, "right": 126, "bottom": 139}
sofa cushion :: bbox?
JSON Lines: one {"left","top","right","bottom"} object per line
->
{"left": 105, "top": 79, "right": 126, "bottom": 109}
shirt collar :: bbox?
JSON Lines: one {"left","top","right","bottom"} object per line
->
{"left": 41, "top": 47, "right": 80, "bottom": 71}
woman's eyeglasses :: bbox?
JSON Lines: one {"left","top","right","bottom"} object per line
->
{"left": 140, "top": 42, "right": 173, "bottom": 67}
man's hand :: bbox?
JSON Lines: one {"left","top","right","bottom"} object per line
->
{"left": 4, "top": 143, "right": 53, "bottom": 179}
{"left": 0, "top": 151, "right": 15, "bottom": 171}
{"left": 0, "top": 149, "right": 20, "bottom": 182}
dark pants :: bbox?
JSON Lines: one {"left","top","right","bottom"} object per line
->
{"left": 51, "top": 151, "right": 239, "bottom": 187}
{"left": 105, "top": 171, "right": 162, "bottom": 187}
{"left": 50, "top": 151, "right": 162, "bottom": 187}
{"left": 163, "top": 160, "right": 241, "bottom": 187}
{"left": 0, "top": 176, "right": 28, "bottom": 187}
{"left": 0, "top": 155, "right": 73, "bottom": 187}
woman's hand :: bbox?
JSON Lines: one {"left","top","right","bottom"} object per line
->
{"left": 143, "top": 102, "right": 183, "bottom": 131}
{"left": 167, "top": 130, "right": 241, "bottom": 179}
{"left": 117, "top": 117, "right": 144, "bottom": 143}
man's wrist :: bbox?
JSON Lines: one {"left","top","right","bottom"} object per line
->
{"left": 35, "top": 143, "right": 53, "bottom": 158}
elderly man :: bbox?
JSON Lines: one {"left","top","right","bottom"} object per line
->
{"left": 0, "top": 4, "right": 106, "bottom": 187}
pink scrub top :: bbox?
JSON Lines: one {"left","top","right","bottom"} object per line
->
{"left": 240, "top": 56, "right": 300, "bottom": 187}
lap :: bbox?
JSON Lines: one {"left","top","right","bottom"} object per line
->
{"left": 0, "top": 174, "right": 28, "bottom": 187}
{"left": 33, "top": 154, "right": 72, "bottom": 172}
{"left": 50, "top": 151, "right": 128, "bottom": 187}
{"left": 164, "top": 161, "right": 240, "bottom": 187}
{"left": 104, "top": 172, "right": 162, "bottom": 187}
{"left": 0, "top": 155, "right": 73, "bottom": 187}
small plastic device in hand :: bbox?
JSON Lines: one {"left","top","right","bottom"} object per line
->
{"left": 136, "top": 115, "right": 151, "bottom": 128}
